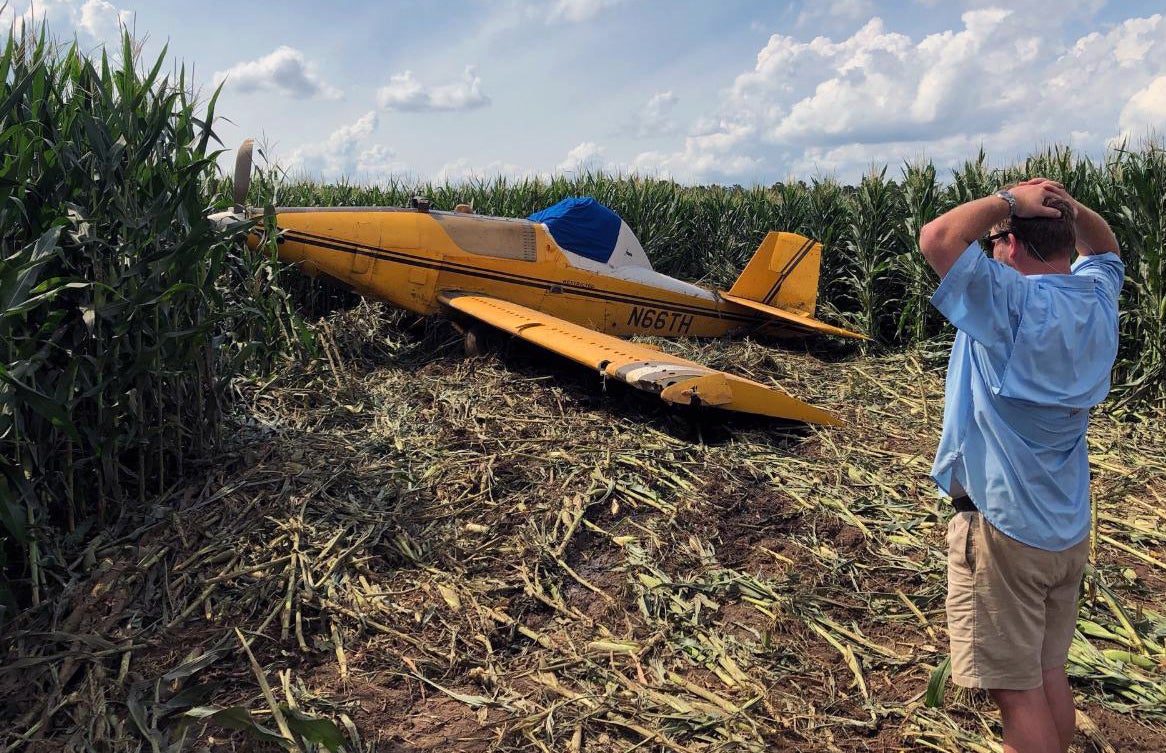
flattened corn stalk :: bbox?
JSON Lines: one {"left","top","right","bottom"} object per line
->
{"left": 3, "top": 305, "right": 1161, "bottom": 750}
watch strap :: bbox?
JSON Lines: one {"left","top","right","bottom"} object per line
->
{"left": 994, "top": 190, "right": 1017, "bottom": 216}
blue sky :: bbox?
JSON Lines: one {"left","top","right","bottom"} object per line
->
{"left": 9, "top": 0, "right": 1166, "bottom": 186}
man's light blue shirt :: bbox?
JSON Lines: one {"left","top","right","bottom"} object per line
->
{"left": 930, "top": 245, "right": 1123, "bottom": 551}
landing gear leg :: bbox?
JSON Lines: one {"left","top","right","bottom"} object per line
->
{"left": 687, "top": 396, "right": 705, "bottom": 445}
{"left": 463, "top": 324, "right": 489, "bottom": 356}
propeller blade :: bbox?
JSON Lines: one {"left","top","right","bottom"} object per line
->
{"left": 233, "top": 139, "right": 254, "bottom": 211}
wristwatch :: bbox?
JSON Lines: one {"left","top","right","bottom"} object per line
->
{"left": 994, "top": 190, "right": 1017, "bottom": 216}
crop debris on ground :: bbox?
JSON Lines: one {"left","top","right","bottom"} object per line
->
{"left": 2, "top": 304, "right": 1163, "bottom": 752}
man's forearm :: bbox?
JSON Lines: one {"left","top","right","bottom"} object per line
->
{"left": 1072, "top": 202, "right": 1120, "bottom": 257}
{"left": 919, "top": 196, "right": 1011, "bottom": 277}
{"left": 919, "top": 184, "right": 1064, "bottom": 278}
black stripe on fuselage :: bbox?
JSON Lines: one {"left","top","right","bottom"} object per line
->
{"left": 280, "top": 229, "right": 759, "bottom": 324}
{"left": 762, "top": 237, "right": 816, "bottom": 306}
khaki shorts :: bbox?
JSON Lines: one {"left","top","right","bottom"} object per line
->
{"left": 946, "top": 512, "right": 1089, "bottom": 690}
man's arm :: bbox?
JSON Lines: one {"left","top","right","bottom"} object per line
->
{"left": 918, "top": 183, "right": 1064, "bottom": 277}
{"left": 1074, "top": 202, "right": 1120, "bottom": 257}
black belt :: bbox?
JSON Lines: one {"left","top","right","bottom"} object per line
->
{"left": 952, "top": 495, "right": 978, "bottom": 514}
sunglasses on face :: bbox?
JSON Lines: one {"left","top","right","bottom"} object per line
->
{"left": 978, "top": 230, "right": 1011, "bottom": 253}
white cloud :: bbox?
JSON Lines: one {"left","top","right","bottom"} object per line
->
{"left": 15, "top": 0, "right": 131, "bottom": 45}
{"left": 546, "top": 0, "right": 626, "bottom": 24}
{"left": 283, "top": 112, "right": 398, "bottom": 180}
{"left": 1035, "top": 15, "right": 1165, "bottom": 145}
{"left": 636, "top": 11, "right": 1166, "bottom": 183}
{"left": 355, "top": 144, "right": 408, "bottom": 179}
{"left": 796, "top": 0, "right": 875, "bottom": 30}
{"left": 377, "top": 66, "right": 490, "bottom": 112}
{"left": 632, "top": 121, "right": 762, "bottom": 181}
{"left": 435, "top": 158, "right": 540, "bottom": 184}
{"left": 1119, "top": 75, "right": 1166, "bottom": 137}
{"left": 557, "top": 142, "right": 610, "bottom": 173}
{"left": 631, "top": 91, "right": 679, "bottom": 138}
{"left": 214, "top": 46, "right": 341, "bottom": 100}
{"left": 742, "top": 12, "right": 1024, "bottom": 147}
{"left": 474, "top": 0, "right": 628, "bottom": 40}
{"left": 79, "top": 0, "right": 130, "bottom": 41}
{"left": 784, "top": 132, "right": 984, "bottom": 181}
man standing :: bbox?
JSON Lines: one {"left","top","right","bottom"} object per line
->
{"left": 918, "top": 179, "right": 1123, "bottom": 753}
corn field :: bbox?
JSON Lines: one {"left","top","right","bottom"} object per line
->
{"left": 1, "top": 24, "right": 1164, "bottom": 753}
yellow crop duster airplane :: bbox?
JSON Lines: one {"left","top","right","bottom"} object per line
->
{"left": 213, "top": 141, "right": 864, "bottom": 425}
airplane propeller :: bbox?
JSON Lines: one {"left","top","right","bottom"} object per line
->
{"left": 233, "top": 138, "right": 254, "bottom": 212}
{"left": 207, "top": 139, "right": 256, "bottom": 229}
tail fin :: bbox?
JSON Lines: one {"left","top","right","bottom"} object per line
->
{"left": 727, "top": 232, "right": 820, "bottom": 315}
{"left": 722, "top": 232, "right": 867, "bottom": 340}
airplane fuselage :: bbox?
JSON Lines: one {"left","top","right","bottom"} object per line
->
{"left": 252, "top": 207, "right": 774, "bottom": 339}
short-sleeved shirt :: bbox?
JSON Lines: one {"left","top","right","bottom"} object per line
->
{"left": 929, "top": 245, "right": 1123, "bottom": 551}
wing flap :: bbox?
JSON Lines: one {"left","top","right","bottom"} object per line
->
{"left": 440, "top": 292, "right": 839, "bottom": 425}
{"left": 719, "top": 292, "right": 868, "bottom": 340}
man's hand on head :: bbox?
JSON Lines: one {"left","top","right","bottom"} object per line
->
{"left": 918, "top": 175, "right": 1111, "bottom": 277}
{"left": 1010, "top": 182, "right": 1071, "bottom": 219}
{"left": 1014, "top": 178, "right": 1119, "bottom": 258}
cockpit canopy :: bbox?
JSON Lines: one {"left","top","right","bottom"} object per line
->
{"left": 529, "top": 197, "right": 652, "bottom": 271}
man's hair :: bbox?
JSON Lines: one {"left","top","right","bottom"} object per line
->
{"left": 996, "top": 186, "right": 1076, "bottom": 261}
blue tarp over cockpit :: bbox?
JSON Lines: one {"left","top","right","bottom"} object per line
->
{"left": 528, "top": 197, "right": 621, "bottom": 264}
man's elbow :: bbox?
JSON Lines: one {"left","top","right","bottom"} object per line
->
{"left": 918, "top": 221, "right": 948, "bottom": 264}
{"left": 917, "top": 221, "right": 968, "bottom": 277}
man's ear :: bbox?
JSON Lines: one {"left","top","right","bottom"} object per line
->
{"left": 1005, "top": 236, "right": 1022, "bottom": 264}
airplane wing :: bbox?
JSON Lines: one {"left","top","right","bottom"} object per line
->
{"left": 439, "top": 292, "right": 840, "bottom": 425}
{"left": 718, "top": 292, "right": 869, "bottom": 340}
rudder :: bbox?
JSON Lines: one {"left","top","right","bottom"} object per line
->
{"left": 727, "top": 232, "right": 821, "bottom": 315}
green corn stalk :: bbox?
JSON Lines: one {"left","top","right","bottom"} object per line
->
{"left": 1102, "top": 141, "right": 1165, "bottom": 409}
{"left": 0, "top": 23, "right": 305, "bottom": 615}
{"left": 841, "top": 166, "right": 904, "bottom": 341}
{"left": 895, "top": 160, "right": 944, "bottom": 343}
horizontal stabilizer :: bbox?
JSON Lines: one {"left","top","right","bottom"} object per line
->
{"left": 440, "top": 292, "right": 840, "bottom": 425}
{"left": 720, "top": 292, "right": 868, "bottom": 340}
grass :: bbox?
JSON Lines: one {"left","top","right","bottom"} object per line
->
{"left": 1, "top": 306, "right": 1161, "bottom": 752}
